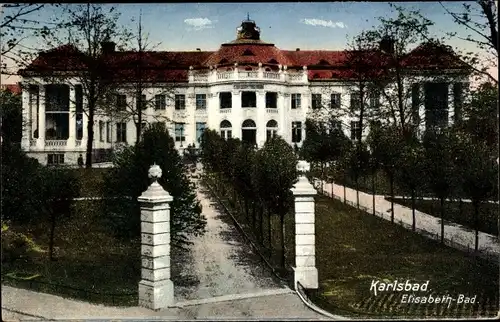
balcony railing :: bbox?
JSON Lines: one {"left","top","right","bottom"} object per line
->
{"left": 75, "top": 140, "right": 82, "bottom": 147}
{"left": 46, "top": 140, "right": 67, "bottom": 147}
{"left": 288, "top": 73, "right": 304, "bottom": 81}
{"left": 30, "top": 139, "right": 37, "bottom": 146}
{"left": 220, "top": 108, "right": 232, "bottom": 114}
{"left": 266, "top": 108, "right": 279, "bottom": 114}
{"left": 193, "top": 74, "right": 209, "bottom": 82}
{"left": 238, "top": 71, "right": 258, "bottom": 78}
{"left": 263, "top": 72, "right": 280, "bottom": 79}
{"left": 217, "top": 72, "right": 232, "bottom": 80}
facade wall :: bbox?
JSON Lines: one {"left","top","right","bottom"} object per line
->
{"left": 20, "top": 69, "right": 469, "bottom": 165}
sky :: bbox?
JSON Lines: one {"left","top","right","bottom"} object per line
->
{"left": 1, "top": 2, "right": 496, "bottom": 83}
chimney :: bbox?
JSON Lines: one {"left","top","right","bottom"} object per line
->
{"left": 296, "top": 48, "right": 300, "bottom": 51}
{"left": 101, "top": 41, "right": 116, "bottom": 54}
{"left": 196, "top": 48, "right": 201, "bottom": 51}
{"left": 379, "top": 36, "right": 395, "bottom": 54}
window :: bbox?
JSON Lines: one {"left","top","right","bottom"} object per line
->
{"left": 424, "top": 82, "right": 449, "bottom": 130}
{"left": 106, "top": 122, "right": 111, "bottom": 143}
{"left": 330, "top": 93, "right": 341, "bottom": 109}
{"left": 116, "top": 122, "right": 127, "bottom": 143}
{"left": 196, "top": 94, "right": 207, "bottom": 109}
{"left": 369, "top": 91, "right": 380, "bottom": 110}
{"left": 219, "top": 92, "right": 232, "bottom": 109}
{"left": 453, "top": 82, "right": 464, "bottom": 121}
{"left": 136, "top": 94, "right": 146, "bottom": 110}
{"left": 292, "top": 121, "right": 302, "bottom": 143}
{"left": 116, "top": 94, "right": 127, "bottom": 110}
{"left": 266, "top": 120, "right": 278, "bottom": 141}
{"left": 196, "top": 122, "right": 206, "bottom": 143}
{"left": 155, "top": 94, "right": 166, "bottom": 110}
{"left": 241, "top": 91, "right": 256, "bottom": 108}
{"left": 220, "top": 120, "right": 232, "bottom": 140}
{"left": 99, "top": 121, "right": 104, "bottom": 142}
{"left": 350, "top": 121, "right": 361, "bottom": 141}
{"left": 242, "top": 49, "right": 255, "bottom": 56}
{"left": 265, "top": 92, "right": 277, "bottom": 108}
{"left": 47, "top": 153, "right": 64, "bottom": 165}
{"left": 350, "top": 92, "right": 361, "bottom": 111}
{"left": 411, "top": 84, "right": 421, "bottom": 125}
{"left": 312, "top": 94, "right": 322, "bottom": 109}
{"left": 174, "top": 122, "right": 185, "bottom": 142}
{"left": 291, "top": 94, "right": 301, "bottom": 109}
{"left": 175, "top": 94, "right": 185, "bottom": 110}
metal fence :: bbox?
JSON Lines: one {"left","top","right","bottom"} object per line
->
{"left": 316, "top": 185, "right": 499, "bottom": 264}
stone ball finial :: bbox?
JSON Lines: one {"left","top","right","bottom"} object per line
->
{"left": 297, "top": 160, "right": 310, "bottom": 174}
{"left": 148, "top": 163, "right": 162, "bottom": 182}
{"left": 258, "top": 62, "right": 262, "bottom": 67}
{"left": 303, "top": 66, "right": 307, "bottom": 70}
{"left": 234, "top": 62, "right": 238, "bottom": 67}
{"left": 284, "top": 65, "right": 287, "bottom": 70}
{"left": 189, "top": 66, "right": 194, "bottom": 70}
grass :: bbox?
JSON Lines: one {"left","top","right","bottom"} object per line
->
{"left": 387, "top": 197, "right": 499, "bottom": 236}
{"left": 310, "top": 195, "right": 498, "bottom": 318}
{"left": 203, "top": 174, "right": 498, "bottom": 318}
{"left": 2, "top": 199, "right": 141, "bottom": 306}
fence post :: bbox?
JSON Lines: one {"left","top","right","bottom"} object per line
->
{"left": 138, "top": 164, "right": 174, "bottom": 310}
{"left": 291, "top": 160, "right": 318, "bottom": 289}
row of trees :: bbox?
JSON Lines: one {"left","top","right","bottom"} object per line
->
{"left": 303, "top": 99, "right": 497, "bottom": 251}
{"left": 200, "top": 130, "right": 298, "bottom": 270}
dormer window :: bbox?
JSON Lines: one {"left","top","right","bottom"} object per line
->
{"left": 268, "top": 59, "right": 278, "bottom": 64}
{"left": 219, "top": 58, "right": 228, "bottom": 64}
{"left": 319, "top": 59, "right": 330, "bottom": 65}
{"left": 265, "top": 67, "right": 271, "bottom": 71}
{"left": 242, "top": 49, "right": 255, "bottom": 56}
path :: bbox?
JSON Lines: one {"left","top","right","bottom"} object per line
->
{"left": 2, "top": 174, "right": 332, "bottom": 320}
{"left": 314, "top": 179, "right": 499, "bottom": 258}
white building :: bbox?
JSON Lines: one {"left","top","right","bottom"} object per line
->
{"left": 19, "top": 18, "right": 470, "bottom": 165}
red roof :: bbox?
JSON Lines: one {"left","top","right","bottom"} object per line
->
{"left": 1, "top": 84, "right": 21, "bottom": 95}
{"left": 20, "top": 39, "right": 468, "bottom": 82}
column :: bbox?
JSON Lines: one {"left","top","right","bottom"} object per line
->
{"left": 448, "top": 83, "right": 454, "bottom": 126}
{"left": 291, "top": 160, "right": 318, "bottom": 289}
{"left": 232, "top": 91, "right": 240, "bottom": 139}
{"left": 81, "top": 95, "right": 88, "bottom": 148}
{"left": 21, "top": 85, "right": 31, "bottom": 149}
{"left": 418, "top": 84, "right": 426, "bottom": 136}
{"left": 37, "top": 85, "right": 46, "bottom": 148}
{"left": 256, "top": 90, "right": 266, "bottom": 146}
{"left": 68, "top": 85, "right": 77, "bottom": 148}
{"left": 138, "top": 164, "right": 175, "bottom": 309}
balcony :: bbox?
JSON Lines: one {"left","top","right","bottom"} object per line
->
{"left": 192, "top": 71, "right": 306, "bottom": 83}
{"left": 266, "top": 108, "right": 279, "bottom": 114}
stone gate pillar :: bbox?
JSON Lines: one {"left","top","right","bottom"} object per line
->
{"left": 291, "top": 160, "right": 318, "bottom": 289}
{"left": 138, "top": 164, "right": 174, "bottom": 309}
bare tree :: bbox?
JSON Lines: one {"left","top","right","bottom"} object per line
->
{"left": 19, "top": 4, "right": 132, "bottom": 167}
{"left": 105, "top": 11, "right": 177, "bottom": 146}
{"left": 439, "top": 0, "right": 498, "bottom": 84}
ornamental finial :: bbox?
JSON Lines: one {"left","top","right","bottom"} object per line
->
{"left": 148, "top": 163, "right": 162, "bottom": 183}
{"left": 247, "top": 12, "right": 250, "bottom": 21}
{"left": 297, "top": 160, "right": 310, "bottom": 175}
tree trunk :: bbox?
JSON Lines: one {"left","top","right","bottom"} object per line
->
{"left": 320, "top": 162, "right": 324, "bottom": 193}
{"left": 372, "top": 167, "right": 376, "bottom": 216}
{"left": 343, "top": 172, "right": 347, "bottom": 204}
{"left": 355, "top": 173, "right": 360, "bottom": 209}
{"left": 259, "top": 204, "right": 264, "bottom": 245}
{"left": 411, "top": 189, "right": 416, "bottom": 231}
{"left": 48, "top": 210, "right": 56, "bottom": 261}
{"left": 440, "top": 197, "right": 445, "bottom": 244}
{"left": 85, "top": 106, "right": 95, "bottom": 168}
{"left": 473, "top": 201, "right": 480, "bottom": 251}
{"left": 279, "top": 213, "right": 285, "bottom": 269}
{"left": 389, "top": 174, "right": 394, "bottom": 223}
{"left": 244, "top": 198, "right": 249, "bottom": 220}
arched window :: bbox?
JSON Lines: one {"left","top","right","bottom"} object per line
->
{"left": 318, "top": 59, "right": 330, "bottom": 65}
{"left": 220, "top": 120, "right": 232, "bottom": 139}
{"left": 266, "top": 120, "right": 278, "bottom": 140}
{"left": 219, "top": 58, "right": 228, "bottom": 64}
{"left": 268, "top": 59, "right": 278, "bottom": 64}
{"left": 265, "top": 67, "right": 271, "bottom": 72}
{"left": 242, "top": 49, "right": 254, "bottom": 56}
{"left": 242, "top": 119, "right": 256, "bottom": 128}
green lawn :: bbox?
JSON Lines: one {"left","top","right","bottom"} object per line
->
{"left": 311, "top": 195, "right": 498, "bottom": 318}
{"left": 203, "top": 175, "right": 498, "bottom": 318}
{"left": 387, "top": 197, "right": 499, "bottom": 236}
